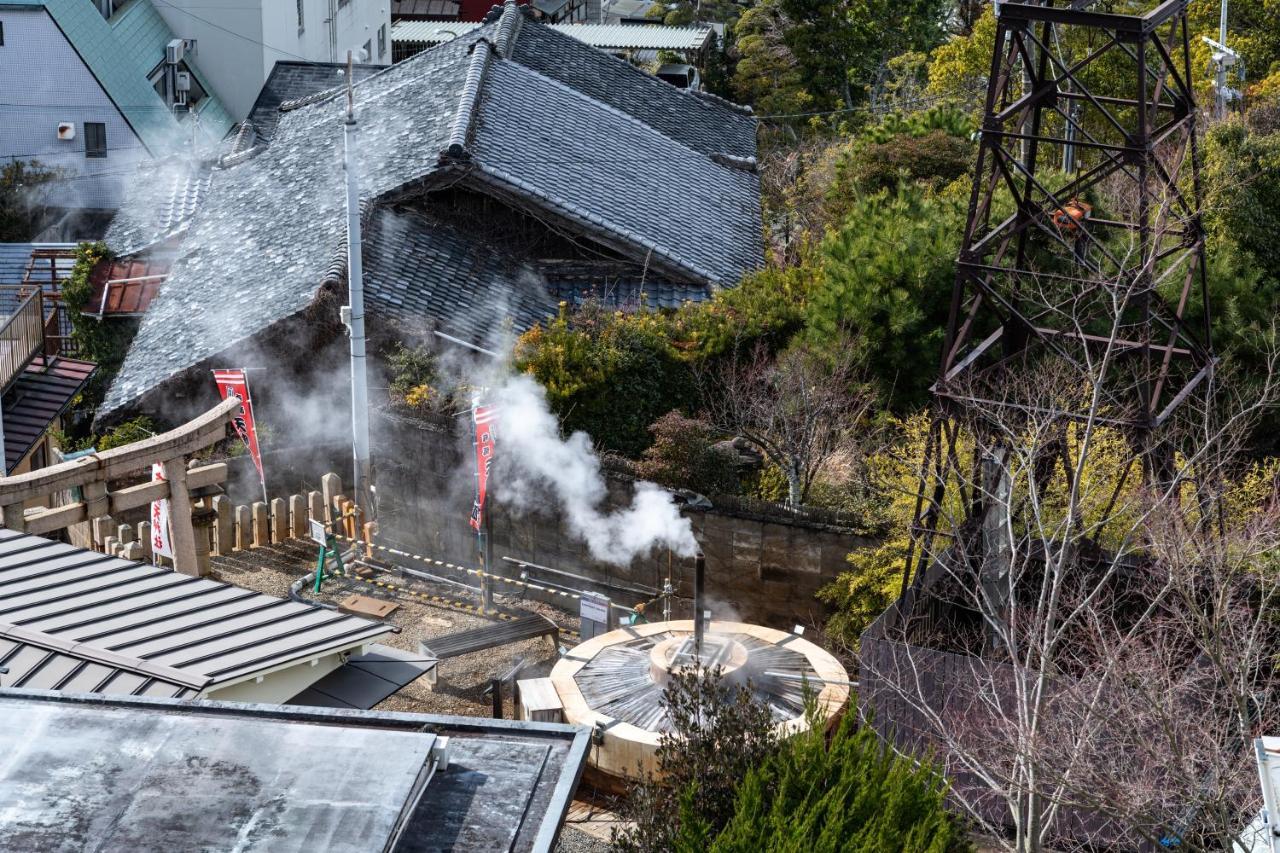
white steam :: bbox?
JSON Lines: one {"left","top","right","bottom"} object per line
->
{"left": 490, "top": 374, "right": 697, "bottom": 566}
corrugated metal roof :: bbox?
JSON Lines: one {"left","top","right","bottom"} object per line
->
{"left": 2, "top": 356, "right": 97, "bottom": 473}
{"left": 392, "top": 20, "right": 715, "bottom": 50}
{"left": 0, "top": 244, "right": 76, "bottom": 287}
{"left": 0, "top": 530, "right": 393, "bottom": 694}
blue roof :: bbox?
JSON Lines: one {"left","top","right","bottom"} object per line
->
{"left": 10, "top": 0, "right": 234, "bottom": 153}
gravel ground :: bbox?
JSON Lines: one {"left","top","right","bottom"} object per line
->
{"left": 555, "top": 827, "right": 612, "bottom": 853}
{"left": 210, "top": 539, "right": 577, "bottom": 717}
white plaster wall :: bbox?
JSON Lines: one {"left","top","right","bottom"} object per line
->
{"left": 152, "top": 0, "right": 267, "bottom": 121}
{"left": 156, "top": 0, "right": 389, "bottom": 121}
{"left": 0, "top": 8, "right": 150, "bottom": 211}
{"left": 200, "top": 649, "right": 349, "bottom": 704}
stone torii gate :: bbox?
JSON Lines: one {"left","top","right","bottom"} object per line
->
{"left": 0, "top": 398, "right": 241, "bottom": 577}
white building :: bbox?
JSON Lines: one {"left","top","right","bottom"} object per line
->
{"left": 0, "top": 1, "right": 235, "bottom": 213}
{"left": 153, "top": 0, "right": 393, "bottom": 120}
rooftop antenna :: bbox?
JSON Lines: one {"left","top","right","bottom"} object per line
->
{"left": 343, "top": 51, "right": 374, "bottom": 519}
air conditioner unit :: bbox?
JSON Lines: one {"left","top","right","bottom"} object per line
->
{"left": 166, "top": 38, "right": 184, "bottom": 65}
{"left": 175, "top": 71, "right": 191, "bottom": 92}
{"left": 57, "top": 122, "right": 75, "bottom": 140}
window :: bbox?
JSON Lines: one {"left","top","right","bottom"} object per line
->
{"left": 84, "top": 123, "right": 107, "bottom": 158}
{"left": 338, "top": 0, "right": 349, "bottom": 7}
{"left": 377, "top": 24, "right": 386, "bottom": 59}
{"left": 0, "top": 22, "right": 5, "bottom": 47}
{"left": 297, "top": 0, "right": 304, "bottom": 31}
{"left": 362, "top": 39, "right": 371, "bottom": 62}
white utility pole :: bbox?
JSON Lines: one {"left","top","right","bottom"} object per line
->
{"left": 343, "top": 51, "right": 373, "bottom": 517}
{"left": 1203, "top": 0, "right": 1243, "bottom": 119}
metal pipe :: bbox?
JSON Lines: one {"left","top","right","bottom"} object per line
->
{"left": 693, "top": 552, "right": 705, "bottom": 662}
{"left": 502, "top": 556, "right": 658, "bottom": 597}
{"left": 343, "top": 52, "right": 373, "bottom": 518}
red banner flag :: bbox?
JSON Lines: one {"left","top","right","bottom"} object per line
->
{"left": 212, "top": 369, "right": 265, "bottom": 490}
{"left": 469, "top": 403, "right": 498, "bottom": 532}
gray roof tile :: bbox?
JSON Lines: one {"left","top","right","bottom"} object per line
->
{"left": 102, "top": 2, "right": 757, "bottom": 417}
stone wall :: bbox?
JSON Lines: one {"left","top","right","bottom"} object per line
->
{"left": 375, "top": 409, "right": 873, "bottom": 630}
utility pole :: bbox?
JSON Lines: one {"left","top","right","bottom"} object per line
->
{"left": 1203, "top": 0, "right": 1243, "bottom": 119}
{"left": 343, "top": 52, "right": 373, "bottom": 517}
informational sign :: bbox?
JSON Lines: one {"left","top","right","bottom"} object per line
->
{"left": 150, "top": 463, "right": 174, "bottom": 560}
{"left": 309, "top": 518, "right": 328, "bottom": 547}
{"left": 580, "top": 593, "right": 611, "bottom": 640}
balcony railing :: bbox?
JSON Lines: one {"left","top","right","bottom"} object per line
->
{"left": 0, "top": 290, "right": 47, "bottom": 393}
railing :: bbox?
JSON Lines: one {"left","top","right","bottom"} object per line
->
{"left": 0, "top": 289, "right": 45, "bottom": 393}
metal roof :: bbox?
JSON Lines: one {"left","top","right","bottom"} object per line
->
{"left": 392, "top": 20, "right": 716, "bottom": 50}
{"left": 0, "top": 689, "right": 592, "bottom": 853}
{"left": 0, "top": 244, "right": 76, "bottom": 287}
{"left": 0, "top": 530, "right": 393, "bottom": 695}
{"left": 2, "top": 356, "right": 97, "bottom": 473}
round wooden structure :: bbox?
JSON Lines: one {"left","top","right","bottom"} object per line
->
{"left": 550, "top": 620, "right": 849, "bottom": 781}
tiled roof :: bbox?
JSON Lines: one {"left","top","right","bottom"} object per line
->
{"left": 0, "top": 530, "right": 394, "bottom": 694}
{"left": 1, "top": 356, "right": 96, "bottom": 473}
{"left": 363, "top": 206, "right": 710, "bottom": 345}
{"left": 394, "top": 19, "right": 716, "bottom": 51}
{"left": 101, "top": 2, "right": 760, "bottom": 417}
{"left": 103, "top": 159, "right": 214, "bottom": 255}
{"left": 245, "top": 61, "right": 384, "bottom": 144}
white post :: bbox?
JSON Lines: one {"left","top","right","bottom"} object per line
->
{"left": 343, "top": 52, "right": 374, "bottom": 518}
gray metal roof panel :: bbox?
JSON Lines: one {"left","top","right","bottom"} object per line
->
{"left": 0, "top": 532, "right": 393, "bottom": 691}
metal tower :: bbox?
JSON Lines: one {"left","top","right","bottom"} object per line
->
{"left": 901, "top": 0, "right": 1215, "bottom": 594}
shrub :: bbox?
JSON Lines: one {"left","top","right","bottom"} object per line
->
{"left": 809, "top": 185, "right": 966, "bottom": 410}
{"left": 612, "top": 668, "right": 781, "bottom": 853}
{"left": 515, "top": 303, "right": 695, "bottom": 457}
{"left": 95, "top": 416, "right": 159, "bottom": 451}
{"left": 633, "top": 412, "right": 741, "bottom": 496}
{"left": 711, "top": 710, "right": 971, "bottom": 853}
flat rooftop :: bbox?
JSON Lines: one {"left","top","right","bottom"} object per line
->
{"left": 0, "top": 689, "right": 590, "bottom": 852}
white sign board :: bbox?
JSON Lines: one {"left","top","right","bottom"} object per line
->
{"left": 580, "top": 595, "right": 609, "bottom": 623}
{"left": 309, "top": 519, "right": 328, "bottom": 547}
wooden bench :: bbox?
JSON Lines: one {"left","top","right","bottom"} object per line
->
{"left": 420, "top": 614, "right": 560, "bottom": 661}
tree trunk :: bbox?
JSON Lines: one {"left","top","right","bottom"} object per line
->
{"left": 786, "top": 463, "right": 803, "bottom": 508}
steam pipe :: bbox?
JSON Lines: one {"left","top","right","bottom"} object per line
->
{"left": 694, "top": 552, "right": 705, "bottom": 662}
{"left": 343, "top": 52, "right": 374, "bottom": 517}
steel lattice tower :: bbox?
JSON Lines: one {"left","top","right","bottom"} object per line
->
{"left": 901, "top": 0, "right": 1215, "bottom": 595}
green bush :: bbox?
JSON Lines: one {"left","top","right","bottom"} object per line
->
{"left": 515, "top": 303, "right": 695, "bottom": 457}
{"left": 95, "top": 416, "right": 159, "bottom": 451}
{"left": 711, "top": 710, "right": 971, "bottom": 853}
{"left": 809, "top": 185, "right": 966, "bottom": 410}
{"left": 61, "top": 242, "right": 139, "bottom": 415}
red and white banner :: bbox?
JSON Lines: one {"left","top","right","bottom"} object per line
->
{"left": 150, "top": 463, "right": 174, "bottom": 560}
{"left": 469, "top": 403, "right": 498, "bottom": 532}
{"left": 212, "top": 369, "right": 265, "bottom": 489}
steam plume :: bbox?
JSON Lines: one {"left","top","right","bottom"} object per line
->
{"left": 490, "top": 374, "right": 696, "bottom": 566}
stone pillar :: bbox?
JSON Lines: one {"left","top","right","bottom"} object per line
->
{"left": 212, "top": 494, "right": 234, "bottom": 556}
{"left": 270, "top": 498, "right": 287, "bottom": 543}
{"left": 289, "top": 494, "right": 307, "bottom": 539}
{"left": 251, "top": 502, "right": 269, "bottom": 548}
{"left": 191, "top": 502, "right": 217, "bottom": 577}
{"left": 235, "top": 505, "right": 252, "bottom": 551}
{"left": 321, "top": 473, "right": 342, "bottom": 523}
{"left": 1, "top": 503, "right": 24, "bottom": 532}
{"left": 160, "top": 457, "right": 200, "bottom": 577}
